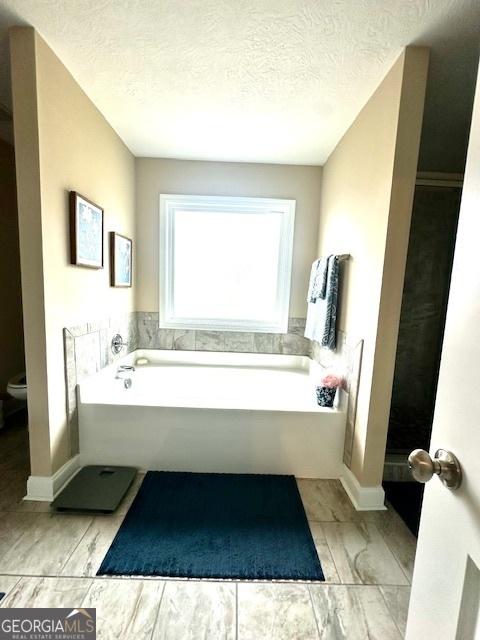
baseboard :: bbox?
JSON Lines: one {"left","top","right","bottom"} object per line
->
{"left": 25, "top": 454, "right": 81, "bottom": 502}
{"left": 340, "top": 464, "right": 386, "bottom": 511}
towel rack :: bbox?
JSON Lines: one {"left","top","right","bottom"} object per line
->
{"left": 337, "top": 254, "right": 350, "bottom": 261}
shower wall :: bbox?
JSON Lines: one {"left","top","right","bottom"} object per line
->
{"left": 387, "top": 184, "right": 461, "bottom": 453}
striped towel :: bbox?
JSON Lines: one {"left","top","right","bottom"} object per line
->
{"left": 304, "top": 255, "right": 339, "bottom": 349}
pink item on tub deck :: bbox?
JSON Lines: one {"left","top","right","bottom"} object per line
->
{"left": 320, "top": 373, "right": 344, "bottom": 389}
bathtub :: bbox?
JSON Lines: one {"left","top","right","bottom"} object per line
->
{"left": 78, "top": 350, "right": 347, "bottom": 478}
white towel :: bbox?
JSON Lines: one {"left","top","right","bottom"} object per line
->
{"left": 305, "top": 298, "right": 327, "bottom": 342}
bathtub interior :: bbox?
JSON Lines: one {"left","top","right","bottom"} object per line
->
{"left": 78, "top": 349, "right": 345, "bottom": 413}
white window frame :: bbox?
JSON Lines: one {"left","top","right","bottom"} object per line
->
{"left": 159, "top": 194, "right": 295, "bottom": 333}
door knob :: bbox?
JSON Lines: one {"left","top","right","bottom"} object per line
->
{"left": 408, "top": 449, "right": 462, "bottom": 489}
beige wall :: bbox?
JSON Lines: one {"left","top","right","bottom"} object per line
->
{"left": 318, "top": 47, "right": 429, "bottom": 486}
{"left": 9, "top": 26, "right": 428, "bottom": 489}
{"left": 10, "top": 28, "right": 50, "bottom": 475}
{"left": 135, "top": 158, "right": 322, "bottom": 317}
{"left": 10, "top": 27, "right": 135, "bottom": 475}
{"left": 0, "top": 139, "right": 24, "bottom": 394}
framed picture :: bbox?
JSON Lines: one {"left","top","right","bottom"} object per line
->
{"left": 70, "top": 191, "right": 104, "bottom": 268}
{"left": 110, "top": 232, "right": 133, "bottom": 287}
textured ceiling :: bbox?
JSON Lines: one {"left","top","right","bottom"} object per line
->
{"left": 0, "top": 0, "right": 478, "bottom": 165}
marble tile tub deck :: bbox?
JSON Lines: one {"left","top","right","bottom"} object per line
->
{"left": 0, "top": 421, "right": 416, "bottom": 639}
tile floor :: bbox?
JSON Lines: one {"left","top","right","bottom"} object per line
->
{"left": 0, "top": 414, "right": 416, "bottom": 639}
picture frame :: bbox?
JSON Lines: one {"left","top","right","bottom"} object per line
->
{"left": 110, "top": 232, "right": 133, "bottom": 287}
{"left": 70, "top": 191, "right": 104, "bottom": 269}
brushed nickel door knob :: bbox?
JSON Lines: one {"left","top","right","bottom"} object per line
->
{"left": 408, "top": 449, "right": 462, "bottom": 489}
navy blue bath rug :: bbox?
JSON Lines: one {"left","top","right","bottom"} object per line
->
{"left": 97, "top": 471, "right": 324, "bottom": 581}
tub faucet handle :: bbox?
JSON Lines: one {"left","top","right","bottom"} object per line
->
{"left": 111, "top": 334, "right": 128, "bottom": 354}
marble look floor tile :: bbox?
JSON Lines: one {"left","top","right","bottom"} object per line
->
{"left": 361, "top": 509, "right": 417, "bottom": 582}
{"left": 153, "top": 581, "right": 235, "bottom": 640}
{"left": 297, "top": 480, "right": 357, "bottom": 522}
{"left": 61, "top": 516, "right": 124, "bottom": 577}
{"left": 0, "top": 512, "right": 38, "bottom": 557}
{"left": 309, "top": 522, "right": 340, "bottom": 583}
{"left": 238, "top": 583, "right": 318, "bottom": 640}
{"left": 380, "top": 586, "right": 411, "bottom": 637}
{"left": 1, "top": 576, "right": 93, "bottom": 607}
{"left": 82, "top": 578, "right": 164, "bottom": 640}
{"left": 0, "top": 575, "right": 20, "bottom": 603}
{"left": 0, "top": 476, "right": 28, "bottom": 511}
{"left": 310, "top": 585, "right": 402, "bottom": 639}
{"left": 9, "top": 499, "right": 53, "bottom": 513}
{"left": 322, "top": 522, "right": 409, "bottom": 586}
{"left": 0, "top": 513, "right": 93, "bottom": 576}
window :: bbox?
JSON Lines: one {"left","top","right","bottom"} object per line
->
{"left": 159, "top": 194, "right": 295, "bottom": 333}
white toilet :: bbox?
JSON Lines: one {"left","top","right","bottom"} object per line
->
{"left": 7, "top": 372, "right": 27, "bottom": 401}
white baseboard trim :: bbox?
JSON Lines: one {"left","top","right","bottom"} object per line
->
{"left": 340, "top": 464, "right": 386, "bottom": 511}
{"left": 25, "top": 454, "right": 82, "bottom": 502}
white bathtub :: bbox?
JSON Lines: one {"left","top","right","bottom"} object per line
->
{"left": 78, "top": 350, "right": 347, "bottom": 478}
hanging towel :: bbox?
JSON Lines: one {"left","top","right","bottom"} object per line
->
{"left": 307, "top": 256, "right": 330, "bottom": 303}
{"left": 304, "top": 255, "right": 339, "bottom": 349}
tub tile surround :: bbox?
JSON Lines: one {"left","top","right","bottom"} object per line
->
{"left": 63, "top": 312, "right": 138, "bottom": 454}
{"left": 310, "top": 331, "right": 364, "bottom": 469}
{"left": 136, "top": 312, "right": 311, "bottom": 356}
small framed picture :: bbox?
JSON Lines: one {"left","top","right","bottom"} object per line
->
{"left": 110, "top": 232, "right": 133, "bottom": 287}
{"left": 70, "top": 191, "right": 104, "bottom": 268}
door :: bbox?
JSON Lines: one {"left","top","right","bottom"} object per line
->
{"left": 406, "top": 62, "right": 480, "bottom": 638}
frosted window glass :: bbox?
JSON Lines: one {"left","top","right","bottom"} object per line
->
{"left": 173, "top": 210, "right": 282, "bottom": 320}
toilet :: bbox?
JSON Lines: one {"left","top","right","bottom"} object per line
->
{"left": 7, "top": 372, "right": 27, "bottom": 401}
